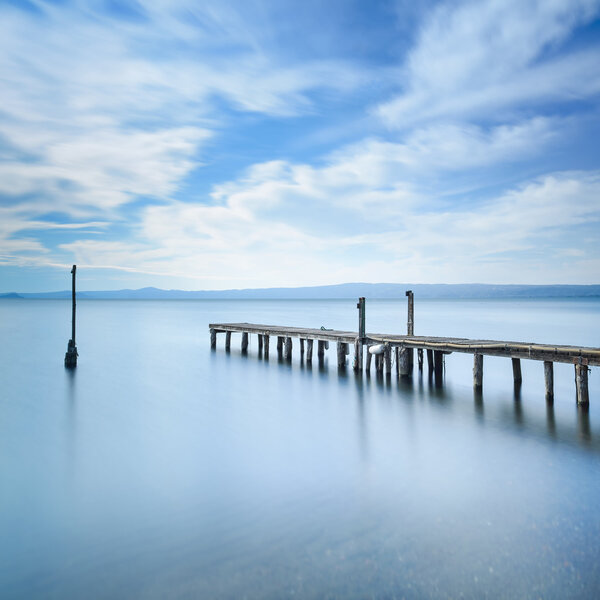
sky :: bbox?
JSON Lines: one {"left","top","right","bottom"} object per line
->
{"left": 1, "top": 0, "right": 600, "bottom": 292}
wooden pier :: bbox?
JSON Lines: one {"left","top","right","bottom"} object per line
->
{"left": 209, "top": 297, "right": 599, "bottom": 405}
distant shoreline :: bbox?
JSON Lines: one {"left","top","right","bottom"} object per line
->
{"left": 2, "top": 283, "right": 600, "bottom": 300}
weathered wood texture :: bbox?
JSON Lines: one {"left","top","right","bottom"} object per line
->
{"left": 208, "top": 323, "right": 600, "bottom": 366}
{"left": 241, "top": 332, "right": 248, "bottom": 352}
{"left": 306, "top": 339, "right": 313, "bottom": 362}
{"left": 512, "top": 358, "right": 522, "bottom": 384}
{"left": 544, "top": 361, "right": 554, "bottom": 401}
{"left": 210, "top": 328, "right": 217, "bottom": 349}
{"left": 473, "top": 354, "right": 483, "bottom": 389}
{"left": 575, "top": 364, "right": 589, "bottom": 405}
{"left": 225, "top": 331, "right": 231, "bottom": 351}
{"left": 264, "top": 335, "right": 270, "bottom": 358}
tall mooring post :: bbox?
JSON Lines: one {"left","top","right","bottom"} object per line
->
{"left": 354, "top": 297, "right": 366, "bottom": 371}
{"left": 400, "top": 290, "right": 414, "bottom": 377}
{"left": 64, "top": 265, "right": 78, "bottom": 368}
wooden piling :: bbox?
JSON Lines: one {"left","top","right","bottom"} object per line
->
{"left": 384, "top": 344, "right": 391, "bottom": 375}
{"left": 418, "top": 348, "right": 423, "bottom": 371}
{"left": 337, "top": 342, "right": 346, "bottom": 367}
{"left": 225, "top": 331, "right": 231, "bottom": 351}
{"left": 366, "top": 346, "right": 372, "bottom": 371}
{"left": 426, "top": 349, "right": 434, "bottom": 375}
{"left": 512, "top": 358, "right": 522, "bottom": 385}
{"left": 434, "top": 351, "right": 444, "bottom": 383}
{"left": 277, "top": 336, "right": 284, "bottom": 355}
{"left": 406, "top": 290, "right": 414, "bottom": 336}
{"left": 264, "top": 335, "right": 270, "bottom": 358}
{"left": 318, "top": 340, "right": 326, "bottom": 359}
{"left": 257, "top": 334, "right": 263, "bottom": 353}
{"left": 353, "top": 338, "right": 363, "bottom": 371}
{"left": 241, "top": 332, "right": 249, "bottom": 352}
{"left": 575, "top": 363, "right": 589, "bottom": 405}
{"left": 300, "top": 338, "right": 305, "bottom": 357}
{"left": 357, "top": 297, "right": 366, "bottom": 339}
{"left": 284, "top": 337, "right": 292, "bottom": 360}
{"left": 64, "top": 265, "right": 78, "bottom": 368}
{"left": 544, "top": 361, "right": 553, "bottom": 401}
{"left": 399, "top": 347, "right": 410, "bottom": 377}
{"left": 210, "top": 328, "right": 217, "bottom": 349}
{"left": 473, "top": 354, "right": 483, "bottom": 389}
{"left": 376, "top": 353, "right": 383, "bottom": 374}
{"left": 306, "top": 339, "right": 313, "bottom": 362}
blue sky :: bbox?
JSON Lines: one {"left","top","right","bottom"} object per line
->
{"left": 1, "top": 0, "right": 600, "bottom": 292}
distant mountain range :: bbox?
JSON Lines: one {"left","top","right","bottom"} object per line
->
{"left": 2, "top": 283, "right": 600, "bottom": 300}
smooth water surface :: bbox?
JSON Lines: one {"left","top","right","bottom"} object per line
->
{"left": 1, "top": 298, "right": 599, "bottom": 599}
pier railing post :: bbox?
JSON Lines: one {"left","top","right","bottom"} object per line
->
{"left": 64, "top": 265, "right": 78, "bottom": 368}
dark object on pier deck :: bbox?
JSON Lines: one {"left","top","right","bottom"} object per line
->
{"left": 64, "top": 265, "right": 78, "bottom": 368}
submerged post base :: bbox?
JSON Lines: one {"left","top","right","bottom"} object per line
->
{"left": 64, "top": 339, "right": 78, "bottom": 368}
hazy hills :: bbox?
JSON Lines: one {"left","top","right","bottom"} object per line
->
{"left": 2, "top": 283, "right": 600, "bottom": 300}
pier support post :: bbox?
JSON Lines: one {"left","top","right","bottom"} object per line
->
{"left": 434, "top": 351, "right": 444, "bottom": 384}
{"left": 366, "top": 346, "right": 372, "bottom": 372}
{"left": 511, "top": 358, "right": 522, "bottom": 385}
{"left": 318, "top": 340, "right": 326, "bottom": 359}
{"left": 575, "top": 363, "right": 589, "bottom": 406}
{"left": 241, "top": 332, "right": 249, "bottom": 353}
{"left": 399, "top": 347, "right": 411, "bottom": 378}
{"left": 264, "top": 335, "right": 270, "bottom": 358}
{"left": 337, "top": 342, "right": 346, "bottom": 368}
{"left": 418, "top": 349, "right": 423, "bottom": 372}
{"left": 277, "top": 336, "right": 284, "bottom": 356}
{"left": 64, "top": 265, "right": 78, "bottom": 368}
{"left": 353, "top": 338, "right": 363, "bottom": 371}
{"left": 544, "top": 361, "right": 553, "bottom": 401}
{"left": 426, "top": 349, "right": 434, "bottom": 376}
{"left": 210, "top": 328, "right": 217, "bottom": 349}
{"left": 284, "top": 337, "right": 292, "bottom": 360}
{"left": 300, "top": 338, "right": 305, "bottom": 357}
{"left": 225, "top": 331, "right": 231, "bottom": 351}
{"left": 384, "top": 344, "right": 391, "bottom": 375}
{"left": 473, "top": 354, "right": 483, "bottom": 390}
{"left": 376, "top": 353, "right": 383, "bottom": 374}
{"left": 258, "top": 334, "right": 263, "bottom": 354}
{"left": 306, "top": 339, "right": 313, "bottom": 362}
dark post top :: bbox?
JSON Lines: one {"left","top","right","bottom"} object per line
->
{"left": 71, "top": 265, "right": 76, "bottom": 345}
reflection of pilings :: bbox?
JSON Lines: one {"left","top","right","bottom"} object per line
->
{"left": 546, "top": 402, "right": 556, "bottom": 438}
{"left": 577, "top": 403, "right": 591, "bottom": 443}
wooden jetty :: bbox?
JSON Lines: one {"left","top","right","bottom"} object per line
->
{"left": 209, "top": 295, "right": 598, "bottom": 405}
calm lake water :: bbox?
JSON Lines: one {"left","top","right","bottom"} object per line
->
{"left": 1, "top": 298, "right": 599, "bottom": 599}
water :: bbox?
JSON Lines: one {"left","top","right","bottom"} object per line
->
{"left": 1, "top": 298, "right": 599, "bottom": 599}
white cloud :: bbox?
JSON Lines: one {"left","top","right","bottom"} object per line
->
{"left": 378, "top": 0, "right": 600, "bottom": 127}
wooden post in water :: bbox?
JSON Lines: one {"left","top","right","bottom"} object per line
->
{"left": 318, "top": 340, "right": 326, "bottom": 359}
{"left": 426, "top": 349, "right": 434, "bottom": 376}
{"left": 473, "top": 354, "right": 483, "bottom": 390}
{"left": 300, "top": 338, "right": 305, "bottom": 357}
{"left": 257, "top": 334, "right": 263, "bottom": 353}
{"left": 277, "top": 336, "right": 284, "bottom": 356}
{"left": 210, "top": 328, "right": 217, "bottom": 349}
{"left": 366, "top": 346, "right": 372, "bottom": 372}
{"left": 384, "top": 343, "right": 392, "bottom": 375}
{"left": 434, "top": 351, "right": 444, "bottom": 384}
{"left": 225, "top": 331, "right": 231, "bottom": 351}
{"left": 399, "top": 345, "right": 410, "bottom": 377}
{"left": 512, "top": 358, "right": 522, "bottom": 385}
{"left": 264, "top": 335, "right": 270, "bottom": 358}
{"left": 418, "top": 349, "right": 423, "bottom": 372}
{"left": 544, "top": 361, "right": 554, "bottom": 401}
{"left": 284, "top": 337, "right": 292, "bottom": 360}
{"left": 306, "top": 339, "right": 313, "bottom": 362}
{"left": 337, "top": 342, "right": 346, "bottom": 368}
{"left": 405, "top": 290, "right": 414, "bottom": 373}
{"left": 575, "top": 362, "right": 589, "bottom": 405}
{"left": 353, "top": 338, "right": 363, "bottom": 371}
{"left": 64, "top": 265, "right": 78, "bottom": 367}
{"left": 241, "top": 332, "right": 249, "bottom": 352}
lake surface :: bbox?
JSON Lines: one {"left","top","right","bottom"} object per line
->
{"left": 1, "top": 298, "right": 599, "bottom": 599}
